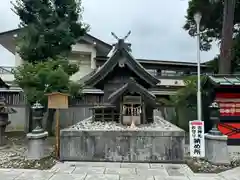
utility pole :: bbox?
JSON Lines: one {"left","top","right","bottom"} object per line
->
{"left": 218, "top": 0, "right": 236, "bottom": 74}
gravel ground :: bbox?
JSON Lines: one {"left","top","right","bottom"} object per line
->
{"left": 184, "top": 145, "right": 240, "bottom": 173}
{"left": 185, "top": 157, "right": 240, "bottom": 173}
{"left": 71, "top": 116, "right": 181, "bottom": 131}
{"left": 0, "top": 132, "right": 57, "bottom": 170}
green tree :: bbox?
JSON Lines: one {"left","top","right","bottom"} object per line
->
{"left": 12, "top": 0, "right": 88, "bottom": 134}
{"left": 13, "top": 59, "right": 83, "bottom": 135}
{"left": 14, "top": 60, "right": 82, "bottom": 105}
{"left": 170, "top": 75, "right": 214, "bottom": 132}
{"left": 184, "top": 0, "right": 239, "bottom": 73}
{"left": 12, "top": 0, "right": 88, "bottom": 62}
{"left": 184, "top": 0, "right": 239, "bottom": 51}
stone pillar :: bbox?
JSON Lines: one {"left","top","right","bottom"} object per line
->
{"left": 26, "top": 102, "right": 49, "bottom": 160}
{"left": 0, "top": 122, "right": 7, "bottom": 146}
{"left": 0, "top": 113, "right": 12, "bottom": 147}
{"left": 205, "top": 133, "right": 230, "bottom": 165}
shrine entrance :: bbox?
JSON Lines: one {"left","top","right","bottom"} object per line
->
{"left": 107, "top": 78, "right": 157, "bottom": 125}
{"left": 122, "top": 95, "right": 142, "bottom": 125}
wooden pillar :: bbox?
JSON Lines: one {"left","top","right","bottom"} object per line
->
{"left": 93, "top": 109, "right": 95, "bottom": 121}
{"left": 111, "top": 108, "right": 114, "bottom": 122}
{"left": 142, "top": 100, "right": 146, "bottom": 124}
{"left": 101, "top": 108, "right": 104, "bottom": 121}
{"left": 55, "top": 108, "right": 60, "bottom": 159}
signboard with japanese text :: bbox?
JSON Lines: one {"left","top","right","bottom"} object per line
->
{"left": 218, "top": 102, "right": 240, "bottom": 116}
{"left": 216, "top": 92, "right": 240, "bottom": 116}
{"left": 189, "top": 121, "right": 205, "bottom": 158}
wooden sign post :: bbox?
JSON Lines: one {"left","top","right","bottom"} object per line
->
{"left": 46, "top": 92, "right": 69, "bottom": 159}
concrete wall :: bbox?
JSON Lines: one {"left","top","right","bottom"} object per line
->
{"left": 5, "top": 105, "right": 93, "bottom": 132}
{"left": 6, "top": 105, "right": 29, "bottom": 132}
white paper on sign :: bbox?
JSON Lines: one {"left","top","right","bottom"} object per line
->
{"left": 189, "top": 120, "right": 205, "bottom": 158}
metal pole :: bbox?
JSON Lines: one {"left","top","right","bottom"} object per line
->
{"left": 196, "top": 14, "right": 202, "bottom": 121}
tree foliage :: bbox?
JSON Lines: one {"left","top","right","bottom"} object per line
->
{"left": 12, "top": 0, "right": 89, "bottom": 62}
{"left": 184, "top": 0, "right": 240, "bottom": 51}
{"left": 11, "top": 0, "right": 88, "bottom": 134}
{"left": 13, "top": 60, "right": 82, "bottom": 105}
{"left": 170, "top": 75, "right": 214, "bottom": 132}
{"left": 11, "top": 0, "right": 88, "bottom": 101}
{"left": 171, "top": 76, "right": 209, "bottom": 108}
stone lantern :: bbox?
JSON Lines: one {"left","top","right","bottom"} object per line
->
{"left": 205, "top": 101, "right": 230, "bottom": 164}
{"left": 31, "top": 101, "right": 44, "bottom": 134}
{"left": 27, "top": 101, "right": 48, "bottom": 160}
{"left": 208, "top": 101, "right": 222, "bottom": 135}
{"left": 0, "top": 97, "right": 17, "bottom": 146}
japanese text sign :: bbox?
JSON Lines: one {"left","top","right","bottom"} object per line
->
{"left": 189, "top": 121, "right": 205, "bottom": 158}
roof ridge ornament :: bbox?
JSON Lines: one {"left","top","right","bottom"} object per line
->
{"left": 123, "top": 31, "right": 131, "bottom": 41}
{"left": 111, "top": 31, "right": 131, "bottom": 41}
{"left": 111, "top": 32, "right": 119, "bottom": 40}
{"left": 111, "top": 31, "right": 132, "bottom": 52}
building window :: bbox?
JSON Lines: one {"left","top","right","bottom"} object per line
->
{"left": 161, "top": 70, "right": 176, "bottom": 76}
{"left": 69, "top": 52, "right": 91, "bottom": 65}
{"left": 146, "top": 69, "right": 157, "bottom": 76}
{"left": 161, "top": 70, "right": 184, "bottom": 76}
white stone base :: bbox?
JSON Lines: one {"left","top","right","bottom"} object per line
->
{"left": 26, "top": 131, "right": 48, "bottom": 160}
{"left": 205, "top": 133, "right": 230, "bottom": 165}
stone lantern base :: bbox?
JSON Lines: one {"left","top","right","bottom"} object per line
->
{"left": 26, "top": 131, "right": 48, "bottom": 160}
{"left": 205, "top": 133, "right": 230, "bottom": 165}
{"left": 0, "top": 121, "right": 10, "bottom": 146}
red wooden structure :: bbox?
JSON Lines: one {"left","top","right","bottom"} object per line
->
{"left": 208, "top": 75, "right": 240, "bottom": 145}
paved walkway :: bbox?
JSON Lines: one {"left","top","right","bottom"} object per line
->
{"left": 0, "top": 162, "right": 239, "bottom": 180}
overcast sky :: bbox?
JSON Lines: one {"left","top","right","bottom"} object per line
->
{"left": 0, "top": 0, "right": 219, "bottom": 67}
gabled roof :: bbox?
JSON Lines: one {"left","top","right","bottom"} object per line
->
{"left": 108, "top": 78, "right": 156, "bottom": 105}
{"left": 0, "top": 28, "right": 112, "bottom": 56}
{"left": 208, "top": 75, "right": 240, "bottom": 86}
{"left": 84, "top": 39, "right": 159, "bottom": 87}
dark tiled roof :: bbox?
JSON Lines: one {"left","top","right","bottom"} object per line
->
{"left": 108, "top": 78, "right": 156, "bottom": 105}
{"left": 85, "top": 39, "right": 159, "bottom": 87}
{"left": 208, "top": 75, "right": 240, "bottom": 86}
